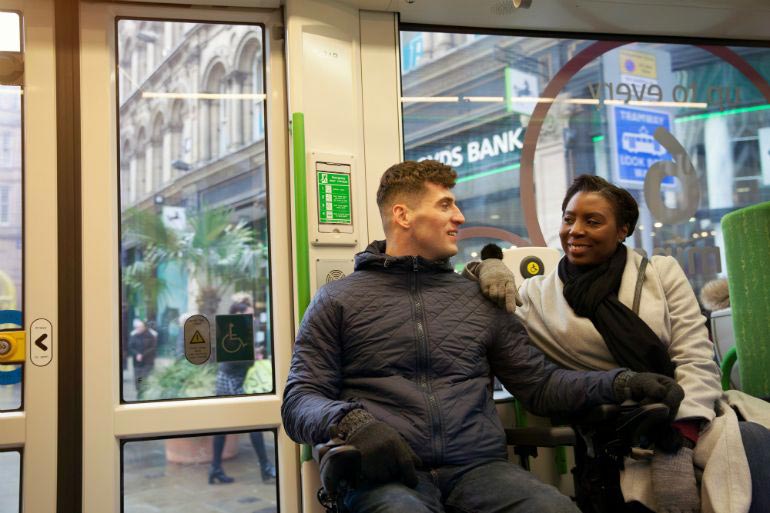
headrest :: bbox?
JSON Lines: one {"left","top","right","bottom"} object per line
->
{"left": 501, "top": 246, "right": 561, "bottom": 283}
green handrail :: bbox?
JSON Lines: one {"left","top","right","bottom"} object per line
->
{"left": 292, "top": 112, "right": 314, "bottom": 464}
{"left": 292, "top": 112, "right": 310, "bottom": 321}
{"left": 721, "top": 346, "right": 738, "bottom": 391}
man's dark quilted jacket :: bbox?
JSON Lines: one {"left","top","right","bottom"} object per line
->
{"left": 282, "top": 241, "right": 622, "bottom": 467}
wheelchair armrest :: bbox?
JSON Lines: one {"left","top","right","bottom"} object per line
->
{"left": 505, "top": 402, "right": 669, "bottom": 451}
{"left": 314, "top": 439, "right": 362, "bottom": 495}
{"left": 505, "top": 426, "right": 576, "bottom": 448}
{"left": 615, "top": 402, "right": 669, "bottom": 446}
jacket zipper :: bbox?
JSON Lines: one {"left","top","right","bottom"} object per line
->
{"left": 411, "top": 257, "right": 443, "bottom": 464}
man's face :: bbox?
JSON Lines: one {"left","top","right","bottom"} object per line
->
{"left": 404, "top": 182, "right": 465, "bottom": 260}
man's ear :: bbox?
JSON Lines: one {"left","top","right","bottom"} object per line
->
{"left": 392, "top": 203, "right": 410, "bottom": 229}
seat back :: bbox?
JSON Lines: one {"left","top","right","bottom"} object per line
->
{"left": 501, "top": 246, "right": 561, "bottom": 283}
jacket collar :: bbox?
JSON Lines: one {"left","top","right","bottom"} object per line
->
{"left": 354, "top": 240, "right": 454, "bottom": 273}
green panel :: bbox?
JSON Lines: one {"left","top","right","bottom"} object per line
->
{"left": 722, "top": 201, "right": 770, "bottom": 397}
{"left": 317, "top": 172, "right": 352, "bottom": 224}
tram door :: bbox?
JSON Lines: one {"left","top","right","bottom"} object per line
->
{"left": 79, "top": 3, "right": 299, "bottom": 512}
{"left": 0, "top": 1, "right": 59, "bottom": 512}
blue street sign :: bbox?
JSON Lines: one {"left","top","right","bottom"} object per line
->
{"left": 611, "top": 105, "right": 674, "bottom": 186}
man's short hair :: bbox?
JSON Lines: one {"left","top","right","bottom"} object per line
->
{"left": 376, "top": 160, "right": 457, "bottom": 215}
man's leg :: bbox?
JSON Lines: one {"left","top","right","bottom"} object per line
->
{"left": 444, "top": 460, "right": 579, "bottom": 513}
{"left": 343, "top": 471, "right": 444, "bottom": 513}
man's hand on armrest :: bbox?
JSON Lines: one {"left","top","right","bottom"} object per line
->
{"left": 335, "top": 409, "right": 421, "bottom": 488}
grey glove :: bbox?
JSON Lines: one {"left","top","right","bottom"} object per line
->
{"left": 651, "top": 446, "right": 700, "bottom": 513}
{"left": 477, "top": 258, "right": 522, "bottom": 314}
{"left": 336, "top": 409, "right": 421, "bottom": 488}
{"left": 613, "top": 371, "right": 684, "bottom": 418}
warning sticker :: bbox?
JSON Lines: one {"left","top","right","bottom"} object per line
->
{"left": 184, "top": 315, "right": 211, "bottom": 365}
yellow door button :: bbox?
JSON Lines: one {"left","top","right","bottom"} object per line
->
{"left": 0, "top": 331, "right": 25, "bottom": 363}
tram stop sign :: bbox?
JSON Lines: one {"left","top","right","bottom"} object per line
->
{"left": 215, "top": 314, "right": 254, "bottom": 362}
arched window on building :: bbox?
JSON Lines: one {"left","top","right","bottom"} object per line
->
{"left": 201, "top": 62, "right": 227, "bottom": 160}
{"left": 135, "top": 127, "right": 148, "bottom": 198}
{"left": 169, "top": 99, "right": 190, "bottom": 175}
{"left": 119, "top": 38, "right": 133, "bottom": 103}
{"left": 237, "top": 36, "right": 264, "bottom": 144}
{"left": 151, "top": 113, "right": 166, "bottom": 188}
{"left": 120, "top": 139, "right": 135, "bottom": 205}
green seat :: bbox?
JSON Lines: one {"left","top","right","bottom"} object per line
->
{"left": 722, "top": 201, "right": 770, "bottom": 398}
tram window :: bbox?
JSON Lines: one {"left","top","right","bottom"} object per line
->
{"left": 0, "top": 450, "right": 21, "bottom": 513}
{"left": 400, "top": 30, "right": 770, "bottom": 295}
{"left": 0, "top": 10, "right": 23, "bottom": 412}
{"left": 117, "top": 20, "right": 273, "bottom": 403}
{"left": 122, "top": 431, "right": 277, "bottom": 512}
{"left": 0, "top": 11, "right": 20, "bottom": 52}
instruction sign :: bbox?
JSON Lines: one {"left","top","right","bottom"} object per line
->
{"left": 30, "top": 318, "right": 53, "bottom": 367}
{"left": 215, "top": 314, "right": 254, "bottom": 363}
{"left": 317, "top": 170, "right": 351, "bottom": 224}
{"left": 184, "top": 314, "right": 211, "bottom": 365}
{"left": 611, "top": 105, "right": 674, "bottom": 186}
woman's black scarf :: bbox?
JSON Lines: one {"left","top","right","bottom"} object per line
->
{"left": 557, "top": 244, "right": 675, "bottom": 377}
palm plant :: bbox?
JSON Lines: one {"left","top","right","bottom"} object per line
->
{"left": 122, "top": 205, "right": 266, "bottom": 322}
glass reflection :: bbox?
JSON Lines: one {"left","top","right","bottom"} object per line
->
{"left": 117, "top": 20, "right": 271, "bottom": 402}
{"left": 0, "top": 79, "right": 23, "bottom": 410}
{"left": 401, "top": 31, "right": 770, "bottom": 296}
{"left": 0, "top": 451, "right": 21, "bottom": 513}
{"left": 0, "top": 12, "right": 20, "bottom": 52}
{"left": 123, "top": 431, "right": 277, "bottom": 513}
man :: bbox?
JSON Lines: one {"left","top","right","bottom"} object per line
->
{"left": 282, "top": 160, "right": 683, "bottom": 513}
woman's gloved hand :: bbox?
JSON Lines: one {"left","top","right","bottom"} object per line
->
{"left": 477, "top": 258, "right": 522, "bottom": 314}
{"left": 336, "top": 409, "right": 421, "bottom": 488}
{"left": 612, "top": 371, "right": 684, "bottom": 418}
{"left": 651, "top": 446, "right": 700, "bottom": 513}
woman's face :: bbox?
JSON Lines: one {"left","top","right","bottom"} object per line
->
{"left": 559, "top": 191, "right": 628, "bottom": 266}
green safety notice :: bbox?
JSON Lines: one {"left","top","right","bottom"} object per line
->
{"left": 317, "top": 171, "right": 352, "bottom": 224}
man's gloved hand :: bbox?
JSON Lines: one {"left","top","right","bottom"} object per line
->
{"left": 477, "top": 258, "right": 522, "bottom": 314}
{"left": 651, "top": 446, "right": 700, "bottom": 513}
{"left": 336, "top": 409, "right": 421, "bottom": 488}
{"left": 613, "top": 371, "right": 684, "bottom": 418}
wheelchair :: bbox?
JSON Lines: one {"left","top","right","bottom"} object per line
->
{"left": 313, "top": 401, "right": 670, "bottom": 513}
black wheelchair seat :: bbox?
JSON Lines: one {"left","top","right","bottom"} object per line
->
{"left": 506, "top": 402, "right": 669, "bottom": 513}
{"left": 314, "top": 402, "right": 669, "bottom": 513}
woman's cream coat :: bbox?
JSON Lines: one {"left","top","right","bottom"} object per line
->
{"left": 516, "top": 249, "right": 751, "bottom": 513}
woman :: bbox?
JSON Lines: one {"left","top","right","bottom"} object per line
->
{"left": 469, "top": 175, "right": 768, "bottom": 513}
{"left": 208, "top": 297, "right": 277, "bottom": 485}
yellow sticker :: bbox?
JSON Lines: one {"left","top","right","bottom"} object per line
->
{"left": 527, "top": 262, "right": 541, "bottom": 275}
{"left": 0, "top": 331, "right": 25, "bottom": 364}
{"left": 619, "top": 50, "right": 657, "bottom": 79}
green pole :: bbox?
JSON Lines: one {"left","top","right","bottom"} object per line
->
{"left": 292, "top": 113, "right": 314, "bottom": 463}
{"left": 292, "top": 112, "right": 311, "bottom": 320}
